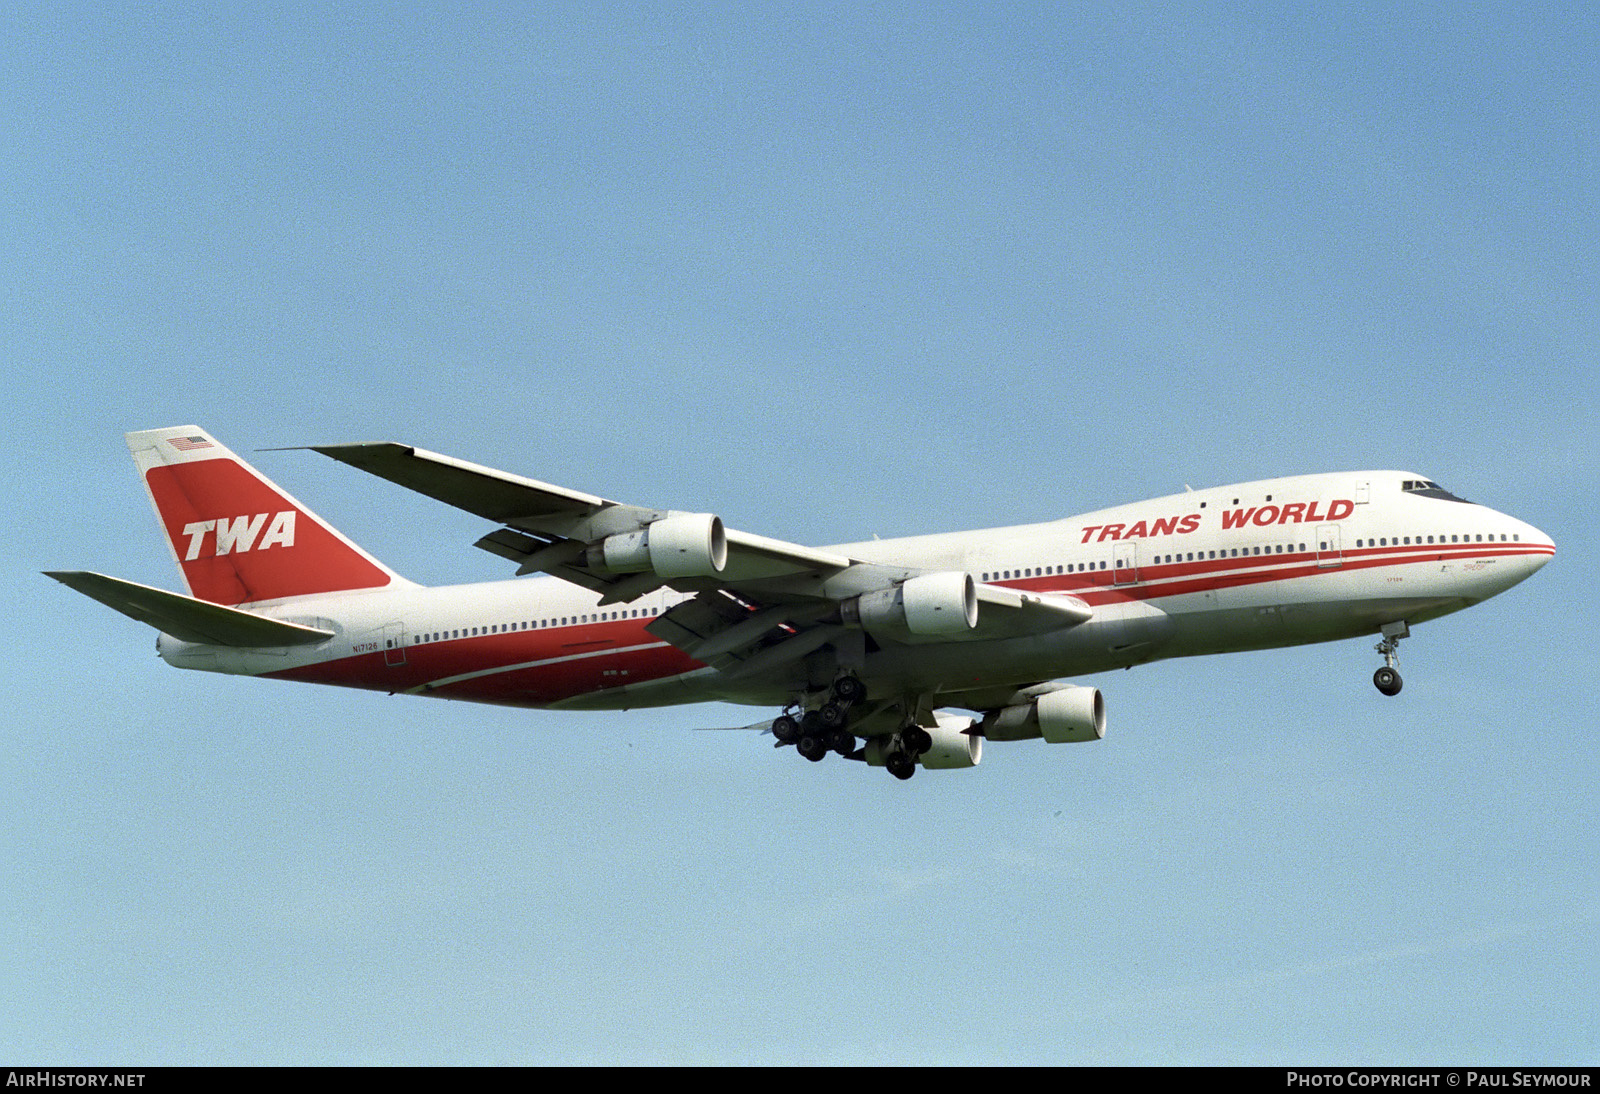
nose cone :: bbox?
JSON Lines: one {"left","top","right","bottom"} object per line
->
{"left": 1522, "top": 522, "right": 1556, "bottom": 573}
{"left": 1495, "top": 515, "right": 1555, "bottom": 593}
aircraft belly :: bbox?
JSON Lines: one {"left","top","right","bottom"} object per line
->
{"left": 1160, "top": 595, "right": 1470, "bottom": 657}
{"left": 546, "top": 668, "right": 734, "bottom": 710}
{"left": 1142, "top": 554, "right": 1485, "bottom": 658}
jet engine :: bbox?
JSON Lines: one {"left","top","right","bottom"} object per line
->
{"left": 584, "top": 513, "right": 727, "bottom": 578}
{"left": 918, "top": 712, "right": 984, "bottom": 768}
{"left": 840, "top": 572, "right": 978, "bottom": 640}
{"left": 981, "top": 682, "right": 1106, "bottom": 744}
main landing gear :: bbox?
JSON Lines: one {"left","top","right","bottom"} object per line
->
{"left": 769, "top": 676, "right": 931, "bottom": 779}
{"left": 770, "top": 675, "right": 868, "bottom": 764}
{"left": 883, "top": 724, "right": 932, "bottom": 782}
{"left": 1373, "top": 621, "right": 1408, "bottom": 696}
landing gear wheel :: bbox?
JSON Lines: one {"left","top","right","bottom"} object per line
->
{"left": 798, "top": 736, "right": 829, "bottom": 762}
{"left": 1373, "top": 622, "right": 1408, "bottom": 697}
{"left": 885, "top": 753, "right": 916, "bottom": 781}
{"left": 832, "top": 676, "right": 867, "bottom": 704}
{"left": 771, "top": 715, "right": 800, "bottom": 745}
{"left": 826, "top": 728, "right": 856, "bottom": 756}
{"left": 818, "top": 701, "right": 847, "bottom": 728}
{"left": 902, "top": 726, "right": 933, "bottom": 757}
{"left": 1373, "top": 666, "right": 1403, "bottom": 696}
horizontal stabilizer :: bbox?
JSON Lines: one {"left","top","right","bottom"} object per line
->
{"left": 44, "top": 571, "right": 334, "bottom": 647}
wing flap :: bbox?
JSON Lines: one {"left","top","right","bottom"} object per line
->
{"left": 974, "top": 584, "right": 1093, "bottom": 627}
{"left": 645, "top": 589, "right": 838, "bottom": 669}
{"left": 45, "top": 571, "right": 334, "bottom": 647}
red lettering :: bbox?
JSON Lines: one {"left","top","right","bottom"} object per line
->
{"left": 1124, "top": 520, "right": 1149, "bottom": 538}
{"left": 1097, "top": 524, "right": 1125, "bottom": 542}
{"left": 1304, "top": 500, "right": 1325, "bottom": 522}
{"left": 1150, "top": 516, "right": 1177, "bottom": 536}
{"left": 1177, "top": 514, "right": 1201, "bottom": 534}
{"left": 1252, "top": 505, "right": 1281, "bottom": 526}
{"left": 1278, "top": 503, "right": 1306, "bottom": 524}
{"left": 1328, "top": 499, "right": 1354, "bottom": 521}
{"left": 1080, "top": 526, "right": 1101, "bottom": 544}
{"left": 1222, "top": 508, "right": 1254, "bottom": 530}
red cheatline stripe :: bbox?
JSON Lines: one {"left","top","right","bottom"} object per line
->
{"left": 1000, "top": 543, "right": 1551, "bottom": 606}
{"left": 403, "top": 640, "right": 672, "bottom": 693}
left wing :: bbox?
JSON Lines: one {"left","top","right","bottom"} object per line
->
{"left": 311, "top": 443, "right": 850, "bottom": 594}
{"left": 311, "top": 442, "right": 1090, "bottom": 667}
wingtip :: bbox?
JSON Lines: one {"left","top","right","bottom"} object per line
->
{"left": 304, "top": 441, "right": 419, "bottom": 462}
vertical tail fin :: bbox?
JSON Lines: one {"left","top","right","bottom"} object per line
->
{"left": 127, "top": 426, "right": 411, "bottom": 605}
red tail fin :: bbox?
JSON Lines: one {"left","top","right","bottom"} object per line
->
{"left": 128, "top": 426, "right": 409, "bottom": 605}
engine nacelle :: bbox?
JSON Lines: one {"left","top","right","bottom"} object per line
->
{"left": 1036, "top": 685, "right": 1105, "bottom": 743}
{"left": 863, "top": 712, "right": 982, "bottom": 770}
{"left": 981, "top": 683, "right": 1106, "bottom": 744}
{"left": 585, "top": 513, "right": 727, "bottom": 579}
{"left": 841, "top": 572, "right": 978, "bottom": 640}
{"left": 919, "top": 712, "right": 984, "bottom": 768}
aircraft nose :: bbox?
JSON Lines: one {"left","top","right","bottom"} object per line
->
{"left": 1506, "top": 518, "right": 1555, "bottom": 582}
{"left": 1465, "top": 509, "right": 1555, "bottom": 598}
{"left": 1526, "top": 524, "right": 1556, "bottom": 568}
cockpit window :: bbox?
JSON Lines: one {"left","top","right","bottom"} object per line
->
{"left": 1401, "top": 479, "right": 1470, "bottom": 503}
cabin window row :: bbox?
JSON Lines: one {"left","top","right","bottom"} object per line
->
{"left": 984, "top": 543, "right": 1309, "bottom": 581}
{"left": 1355, "top": 533, "right": 1518, "bottom": 548}
{"left": 411, "top": 604, "right": 664, "bottom": 644}
{"left": 981, "top": 563, "right": 1102, "bottom": 581}
{"left": 1155, "top": 544, "right": 1305, "bottom": 562}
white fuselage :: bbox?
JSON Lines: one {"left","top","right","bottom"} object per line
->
{"left": 156, "top": 470, "right": 1555, "bottom": 712}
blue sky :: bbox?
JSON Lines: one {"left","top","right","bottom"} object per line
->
{"left": 4, "top": 2, "right": 1596, "bottom": 1064}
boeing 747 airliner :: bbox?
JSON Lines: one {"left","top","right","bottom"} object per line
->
{"left": 48, "top": 426, "right": 1554, "bottom": 780}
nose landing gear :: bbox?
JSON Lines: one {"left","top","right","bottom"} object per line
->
{"left": 1373, "top": 665, "right": 1402, "bottom": 696}
{"left": 1373, "top": 621, "right": 1408, "bottom": 696}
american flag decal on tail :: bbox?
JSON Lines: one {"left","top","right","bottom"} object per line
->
{"left": 168, "top": 435, "right": 214, "bottom": 452}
